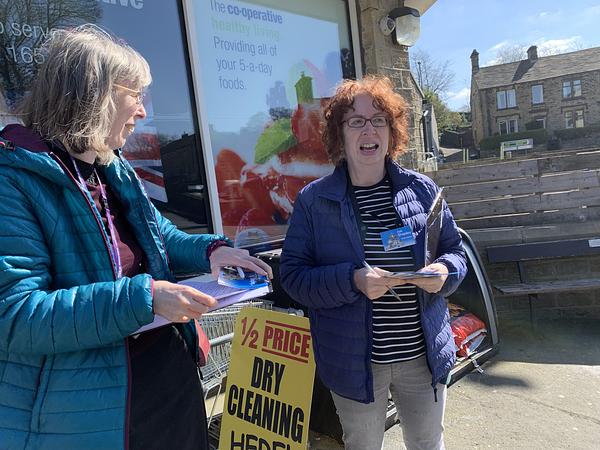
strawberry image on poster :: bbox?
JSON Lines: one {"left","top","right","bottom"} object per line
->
{"left": 215, "top": 72, "right": 334, "bottom": 235}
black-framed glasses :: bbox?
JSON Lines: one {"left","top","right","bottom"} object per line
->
{"left": 343, "top": 116, "right": 389, "bottom": 128}
{"left": 115, "top": 84, "right": 146, "bottom": 105}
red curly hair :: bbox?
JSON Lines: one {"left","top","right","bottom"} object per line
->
{"left": 322, "top": 75, "right": 409, "bottom": 165}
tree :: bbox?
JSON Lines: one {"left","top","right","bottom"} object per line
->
{"left": 424, "top": 89, "right": 466, "bottom": 133}
{"left": 491, "top": 39, "right": 587, "bottom": 64}
{"left": 0, "top": 0, "right": 101, "bottom": 108}
{"left": 410, "top": 48, "right": 455, "bottom": 97}
{"left": 492, "top": 44, "right": 526, "bottom": 64}
{"left": 409, "top": 49, "right": 464, "bottom": 133}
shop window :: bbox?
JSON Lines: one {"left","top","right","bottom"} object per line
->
{"left": 531, "top": 85, "right": 544, "bottom": 105}
{"left": 563, "top": 79, "right": 582, "bottom": 98}
{"left": 189, "top": 0, "right": 356, "bottom": 245}
{"left": 0, "top": 0, "right": 211, "bottom": 232}
{"left": 499, "top": 118, "right": 518, "bottom": 135}
{"left": 497, "top": 89, "right": 516, "bottom": 110}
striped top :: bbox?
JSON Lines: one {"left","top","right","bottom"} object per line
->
{"left": 353, "top": 176, "right": 426, "bottom": 364}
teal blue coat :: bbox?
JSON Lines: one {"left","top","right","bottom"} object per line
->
{"left": 0, "top": 126, "right": 225, "bottom": 449}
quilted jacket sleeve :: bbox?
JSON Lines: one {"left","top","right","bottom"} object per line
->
{"left": 154, "top": 206, "right": 230, "bottom": 275}
{"left": 0, "top": 176, "right": 155, "bottom": 355}
{"left": 280, "top": 191, "right": 364, "bottom": 310}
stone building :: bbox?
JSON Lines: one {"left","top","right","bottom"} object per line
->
{"left": 470, "top": 45, "right": 600, "bottom": 145}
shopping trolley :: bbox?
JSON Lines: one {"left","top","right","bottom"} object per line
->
{"left": 198, "top": 301, "right": 274, "bottom": 429}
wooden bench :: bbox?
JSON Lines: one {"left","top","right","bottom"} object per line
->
{"left": 486, "top": 238, "right": 600, "bottom": 322}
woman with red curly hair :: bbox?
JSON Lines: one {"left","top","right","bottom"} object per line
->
{"left": 281, "top": 76, "right": 466, "bottom": 449}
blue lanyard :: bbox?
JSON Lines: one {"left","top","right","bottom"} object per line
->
{"left": 70, "top": 155, "right": 123, "bottom": 279}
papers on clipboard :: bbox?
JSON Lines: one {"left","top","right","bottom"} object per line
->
{"left": 133, "top": 275, "right": 272, "bottom": 335}
{"left": 425, "top": 188, "right": 444, "bottom": 266}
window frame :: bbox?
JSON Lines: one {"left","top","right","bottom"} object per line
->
{"left": 563, "top": 79, "right": 582, "bottom": 99}
{"left": 496, "top": 88, "right": 516, "bottom": 110}
{"left": 534, "top": 117, "right": 546, "bottom": 129}
{"left": 498, "top": 118, "right": 518, "bottom": 135}
{"left": 531, "top": 84, "right": 544, "bottom": 105}
{"left": 575, "top": 109, "right": 584, "bottom": 128}
{"left": 565, "top": 111, "right": 574, "bottom": 128}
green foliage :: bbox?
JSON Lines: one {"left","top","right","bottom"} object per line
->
{"left": 254, "top": 118, "right": 297, "bottom": 164}
{"left": 424, "top": 89, "right": 466, "bottom": 134}
{"left": 525, "top": 120, "right": 544, "bottom": 130}
{"left": 479, "top": 129, "right": 548, "bottom": 151}
{"left": 554, "top": 123, "right": 600, "bottom": 140}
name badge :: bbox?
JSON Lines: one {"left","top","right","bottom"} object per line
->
{"left": 380, "top": 226, "right": 416, "bottom": 251}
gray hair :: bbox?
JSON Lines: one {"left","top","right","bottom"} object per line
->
{"left": 20, "top": 24, "right": 151, "bottom": 164}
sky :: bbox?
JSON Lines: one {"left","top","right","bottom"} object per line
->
{"left": 415, "top": 0, "right": 600, "bottom": 111}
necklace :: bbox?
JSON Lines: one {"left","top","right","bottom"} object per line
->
{"left": 85, "top": 171, "right": 98, "bottom": 186}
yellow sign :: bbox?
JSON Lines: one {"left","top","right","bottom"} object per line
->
{"left": 219, "top": 307, "right": 315, "bottom": 450}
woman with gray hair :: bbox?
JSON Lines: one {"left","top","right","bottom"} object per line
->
{"left": 0, "top": 24, "right": 271, "bottom": 450}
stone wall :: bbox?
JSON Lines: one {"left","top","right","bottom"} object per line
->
{"left": 357, "top": 0, "right": 425, "bottom": 169}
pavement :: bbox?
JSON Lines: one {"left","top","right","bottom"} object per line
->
{"left": 309, "top": 316, "right": 600, "bottom": 449}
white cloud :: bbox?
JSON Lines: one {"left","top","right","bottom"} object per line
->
{"left": 535, "top": 10, "right": 562, "bottom": 21}
{"left": 446, "top": 88, "right": 471, "bottom": 111}
{"left": 482, "top": 36, "right": 585, "bottom": 66}
{"left": 488, "top": 41, "right": 510, "bottom": 52}
{"left": 535, "top": 36, "right": 583, "bottom": 55}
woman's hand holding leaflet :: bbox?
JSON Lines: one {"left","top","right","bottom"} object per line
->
{"left": 152, "top": 280, "right": 217, "bottom": 322}
{"left": 354, "top": 262, "right": 449, "bottom": 298}
{"left": 209, "top": 246, "right": 273, "bottom": 280}
{"left": 409, "top": 263, "right": 449, "bottom": 293}
{"left": 353, "top": 266, "right": 409, "bottom": 300}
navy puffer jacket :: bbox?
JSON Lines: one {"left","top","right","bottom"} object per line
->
{"left": 280, "top": 160, "right": 466, "bottom": 403}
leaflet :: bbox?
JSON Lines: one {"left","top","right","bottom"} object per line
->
{"left": 382, "top": 271, "right": 444, "bottom": 280}
{"left": 132, "top": 275, "right": 272, "bottom": 334}
{"left": 382, "top": 270, "right": 460, "bottom": 280}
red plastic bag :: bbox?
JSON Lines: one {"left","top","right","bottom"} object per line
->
{"left": 450, "top": 313, "right": 487, "bottom": 358}
{"left": 194, "top": 321, "right": 211, "bottom": 367}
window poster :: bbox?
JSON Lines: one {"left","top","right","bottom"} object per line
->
{"left": 194, "top": 0, "right": 353, "bottom": 246}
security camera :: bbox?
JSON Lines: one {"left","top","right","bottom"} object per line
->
{"left": 385, "top": 7, "right": 421, "bottom": 47}
{"left": 379, "top": 16, "right": 396, "bottom": 36}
